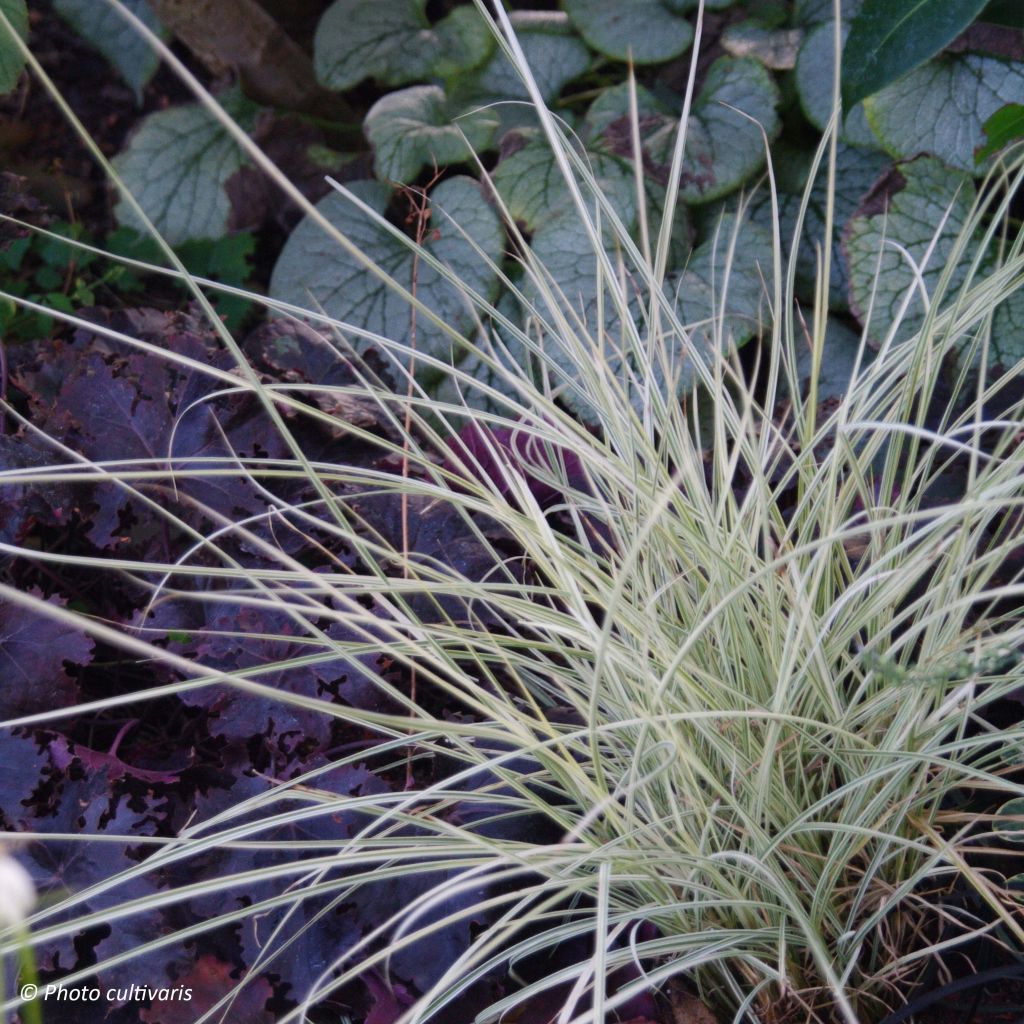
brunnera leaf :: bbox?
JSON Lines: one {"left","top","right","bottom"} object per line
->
{"left": 864, "top": 52, "right": 1024, "bottom": 172}
{"left": 112, "top": 92, "right": 260, "bottom": 245}
{"left": 445, "top": 11, "right": 591, "bottom": 136}
{"left": 0, "top": 0, "right": 28, "bottom": 95}
{"left": 796, "top": 20, "right": 880, "bottom": 149}
{"left": 590, "top": 57, "right": 781, "bottom": 206}
{"left": 363, "top": 84, "right": 499, "bottom": 184}
{"left": 313, "top": 0, "right": 493, "bottom": 92}
{"left": 51, "top": 0, "right": 166, "bottom": 103}
{"left": 843, "top": 154, "right": 1024, "bottom": 365}
{"left": 841, "top": 0, "right": 990, "bottom": 112}
{"left": 270, "top": 176, "right": 503, "bottom": 363}
{"left": 0, "top": 589, "right": 94, "bottom": 719}
{"left": 561, "top": 0, "right": 694, "bottom": 65}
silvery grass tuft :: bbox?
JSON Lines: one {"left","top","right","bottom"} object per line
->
{"left": 3, "top": 2, "right": 1024, "bottom": 1022}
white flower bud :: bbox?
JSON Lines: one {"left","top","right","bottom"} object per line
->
{"left": 0, "top": 853, "right": 36, "bottom": 929}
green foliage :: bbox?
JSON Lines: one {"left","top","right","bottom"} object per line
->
{"left": 841, "top": 0, "right": 989, "bottom": 111}
{"left": 0, "top": 0, "right": 28, "bottom": 94}
{"left": 0, "top": 224, "right": 256, "bottom": 339}
{"left": 976, "top": 101, "right": 1024, "bottom": 163}
{"left": 51, "top": 0, "right": 165, "bottom": 102}
{"left": 796, "top": 20, "right": 878, "bottom": 148}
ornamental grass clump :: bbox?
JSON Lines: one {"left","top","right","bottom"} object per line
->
{"left": 3, "top": 3, "right": 1024, "bottom": 1023}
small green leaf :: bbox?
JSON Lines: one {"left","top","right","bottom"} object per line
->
{"left": 796, "top": 21, "right": 880, "bottom": 149}
{"left": 996, "top": 798, "right": 1024, "bottom": 841}
{"left": 561, "top": 0, "right": 694, "bottom": 65}
{"left": 864, "top": 53, "right": 1024, "bottom": 172}
{"left": 112, "top": 94, "right": 259, "bottom": 245}
{"left": 314, "top": 0, "right": 493, "bottom": 92}
{"left": 842, "top": 0, "right": 990, "bottom": 111}
{"left": 0, "top": 0, "right": 28, "bottom": 95}
{"left": 52, "top": 0, "right": 166, "bottom": 103}
{"left": 364, "top": 85, "right": 499, "bottom": 184}
{"left": 269, "top": 177, "right": 504, "bottom": 362}
{"left": 975, "top": 102, "right": 1024, "bottom": 164}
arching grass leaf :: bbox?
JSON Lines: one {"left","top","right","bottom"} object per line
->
{"left": 52, "top": 0, "right": 166, "bottom": 103}
{"left": 865, "top": 53, "right": 1024, "bottom": 172}
{"left": 841, "top": 0, "right": 989, "bottom": 111}
{"left": 364, "top": 84, "right": 499, "bottom": 184}
{"left": 744, "top": 143, "right": 891, "bottom": 310}
{"left": 112, "top": 93, "right": 260, "bottom": 245}
{"left": 314, "top": 0, "right": 493, "bottom": 92}
{"left": 796, "top": 21, "right": 880, "bottom": 149}
{"left": 561, "top": 0, "right": 694, "bottom": 65}
{"left": 0, "top": 0, "right": 28, "bottom": 95}
{"left": 270, "top": 177, "right": 504, "bottom": 362}
{"left": 524, "top": 212, "right": 770, "bottom": 420}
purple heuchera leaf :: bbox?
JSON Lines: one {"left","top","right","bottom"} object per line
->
{"left": 443, "top": 422, "right": 587, "bottom": 507}
{"left": 0, "top": 589, "right": 94, "bottom": 718}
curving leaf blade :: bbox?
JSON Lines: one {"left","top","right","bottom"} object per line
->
{"left": 841, "top": 0, "right": 990, "bottom": 111}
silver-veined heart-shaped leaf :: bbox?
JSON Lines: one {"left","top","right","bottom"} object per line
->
{"left": 743, "top": 143, "right": 891, "bottom": 310}
{"left": 796, "top": 21, "right": 880, "bottom": 149}
{"left": 561, "top": 0, "right": 694, "bottom": 65}
{"left": 364, "top": 85, "right": 499, "bottom": 183}
{"left": 314, "top": 0, "right": 493, "bottom": 92}
{"left": 447, "top": 12, "right": 591, "bottom": 137}
{"left": 52, "top": 0, "right": 166, "bottom": 103}
{"left": 112, "top": 93, "right": 259, "bottom": 245}
{"left": 795, "top": 0, "right": 863, "bottom": 25}
{"left": 0, "top": 0, "right": 28, "bottom": 95}
{"left": 269, "top": 177, "right": 504, "bottom": 362}
{"left": 489, "top": 88, "right": 693, "bottom": 254}
{"left": 581, "top": 62, "right": 780, "bottom": 209}
{"left": 522, "top": 212, "right": 771, "bottom": 421}
{"left": 844, "top": 155, "right": 1024, "bottom": 365}
{"left": 865, "top": 54, "right": 1024, "bottom": 172}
